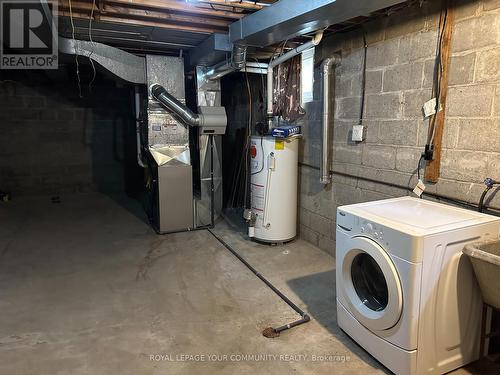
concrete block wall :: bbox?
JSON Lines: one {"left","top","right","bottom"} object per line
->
{"left": 298, "top": 0, "right": 500, "bottom": 256}
{"left": 0, "top": 71, "right": 141, "bottom": 196}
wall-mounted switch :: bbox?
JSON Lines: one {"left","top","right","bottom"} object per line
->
{"left": 352, "top": 125, "right": 364, "bottom": 142}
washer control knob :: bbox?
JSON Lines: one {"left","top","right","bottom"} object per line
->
{"left": 366, "top": 223, "right": 374, "bottom": 232}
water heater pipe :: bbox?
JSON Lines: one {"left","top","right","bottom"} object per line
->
{"left": 320, "top": 55, "right": 341, "bottom": 184}
{"left": 266, "top": 31, "right": 323, "bottom": 124}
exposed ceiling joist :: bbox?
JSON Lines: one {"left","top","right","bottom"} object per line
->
{"left": 106, "top": 0, "right": 247, "bottom": 19}
{"left": 59, "top": 0, "right": 232, "bottom": 29}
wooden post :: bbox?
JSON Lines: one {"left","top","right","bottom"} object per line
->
{"left": 425, "top": 0, "right": 455, "bottom": 183}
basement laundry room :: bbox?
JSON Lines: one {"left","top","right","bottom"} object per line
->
{"left": 2, "top": 0, "right": 500, "bottom": 374}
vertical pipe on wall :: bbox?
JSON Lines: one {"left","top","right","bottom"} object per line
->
{"left": 320, "top": 55, "right": 340, "bottom": 185}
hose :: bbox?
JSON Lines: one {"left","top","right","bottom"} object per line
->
{"left": 207, "top": 229, "right": 310, "bottom": 338}
{"left": 478, "top": 178, "right": 498, "bottom": 213}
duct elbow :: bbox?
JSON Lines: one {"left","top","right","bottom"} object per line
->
{"left": 150, "top": 83, "right": 200, "bottom": 128}
{"left": 312, "top": 31, "right": 324, "bottom": 46}
{"left": 231, "top": 44, "right": 247, "bottom": 70}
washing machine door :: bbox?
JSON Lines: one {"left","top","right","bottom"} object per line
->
{"left": 340, "top": 236, "right": 403, "bottom": 331}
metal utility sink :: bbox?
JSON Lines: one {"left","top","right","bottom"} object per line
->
{"left": 464, "top": 239, "right": 500, "bottom": 309}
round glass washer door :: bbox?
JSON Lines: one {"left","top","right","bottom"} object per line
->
{"left": 340, "top": 236, "right": 403, "bottom": 331}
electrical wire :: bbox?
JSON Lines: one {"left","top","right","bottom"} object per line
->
{"left": 416, "top": 155, "right": 424, "bottom": 181}
{"left": 88, "top": 0, "right": 97, "bottom": 92}
{"left": 417, "top": 6, "right": 448, "bottom": 182}
{"left": 427, "top": 7, "right": 448, "bottom": 146}
{"left": 358, "top": 29, "right": 367, "bottom": 125}
{"left": 68, "top": 0, "right": 82, "bottom": 98}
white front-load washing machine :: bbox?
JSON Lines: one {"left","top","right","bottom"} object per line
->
{"left": 335, "top": 197, "right": 500, "bottom": 375}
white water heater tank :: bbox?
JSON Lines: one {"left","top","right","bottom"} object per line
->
{"left": 250, "top": 135, "right": 299, "bottom": 243}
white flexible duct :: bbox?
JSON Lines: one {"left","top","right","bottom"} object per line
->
{"left": 266, "top": 31, "right": 323, "bottom": 124}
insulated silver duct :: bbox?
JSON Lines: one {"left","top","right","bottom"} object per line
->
{"left": 205, "top": 44, "right": 247, "bottom": 81}
{"left": 151, "top": 84, "right": 227, "bottom": 135}
{"left": 320, "top": 55, "right": 341, "bottom": 185}
{"left": 231, "top": 44, "right": 247, "bottom": 70}
{"left": 151, "top": 84, "right": 200, "bottom": 128}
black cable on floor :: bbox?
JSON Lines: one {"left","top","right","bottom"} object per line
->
{"left": 206, "top": 229, "right": 310, "bottom": 338}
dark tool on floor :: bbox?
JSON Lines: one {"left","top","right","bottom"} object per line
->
{"left": 207, "top": 229, "right": 310, "bottom": 338}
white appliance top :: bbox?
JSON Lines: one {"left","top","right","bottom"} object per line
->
{"left": 339, "top": 196, "right": 500, "bottom": 236}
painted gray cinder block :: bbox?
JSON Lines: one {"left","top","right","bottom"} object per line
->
{"left": 396, "top": 147, "right": 422, "bottom": 173}
{"left": 365, "top": 92, "right": 402, "bottom": 119}
{"left": 475, "top": 47, "right": 500, "bottom": 82}
{"left": 495, "top": 84, "right": 500, "bottom": 116}
{"left": 403, "top": 89, "right": 432, "bottom": 119}
{"left": 456, "top": 118, "right": 500, "bottom": 152}
{"left": 448, "top": 53, "right": 476, "bottom": 85}
{"left": 335, "top": 96, "right": 362, "bottom": 119}
{"left": 365, "top": 70, "right": 383, "bottom": 94}
{"left": 310, "top": 212, "right": 333, "bottom": 238}
{"left": 399, "top": 29, "right": 438, "bottom": 63}
{"left": 362, "top": 145, "right": 397, "bottom": 169}
{"left": 383, "top": 62, "right": 424, "bottom": 92}
{"left": 446, "top": 85, "right": 494, "bottom": 117}
{"left": 483, "top": 0, "right": 500, "bottom": 11}
{"left": 377, "top": 120, "right": 419, "bottom": 146}
{"left": 366, "top": 38, "right": 399, "bottom": 69}
{"left": 487, "top": 153, "right": 500, "bottom": 181}
{"left": 440, "top": 149, "right": 489, "bottom": 182}
{"left": 453, "top": 13, "right": 500, "bottom": 53}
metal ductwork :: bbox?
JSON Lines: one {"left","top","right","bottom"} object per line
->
{"left": 151, "top": 84, "right": 227, "bottom": 135}
{"left": 59, "top": 37, "right": 146, "bottom": 84}
{"left": 204, "top": 44, "right": 247, "bottom": 81}
{"left": 151, "top": 84, "right": 200, "bottom": 128}
{"left": 229, "top": 0, "right": 406, "bottom": 47}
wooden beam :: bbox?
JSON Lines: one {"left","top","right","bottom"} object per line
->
{"left": 424, "top": 0, "right": 454, "bottom": 183}
{"left": 59, "top": 0, "right": 231, "bottom": 28}
{"left": 196, "top": 0, "right": 264, "bottom": 11}
{"left": 105, "top": 4, "right": 231, "bottom": 28}
{"left": 98, "top": 14, "right": 215, "bottom": 34}
{"left": 105, "top": 0, "right": 245, "bottom": 19}
{"left": 57, "top": 11, "right": 217, "bottom": 34}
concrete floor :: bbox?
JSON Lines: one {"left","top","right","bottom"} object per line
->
{"left": 0, "top": 193, "right": 498, "bottom": 374}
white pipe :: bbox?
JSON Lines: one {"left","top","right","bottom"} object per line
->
{"left": 266, "top": 31, "right": 323, "bottom": 122}
{"left": 135, "top": 86, "right": 145, "bottom": 168}
{"left": 320, "top": 55, "right": 341, "bottom": 184}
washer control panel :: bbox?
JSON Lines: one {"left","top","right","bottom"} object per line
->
{"left": 360, "top": 220, "right": 385, "bottom": 241}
